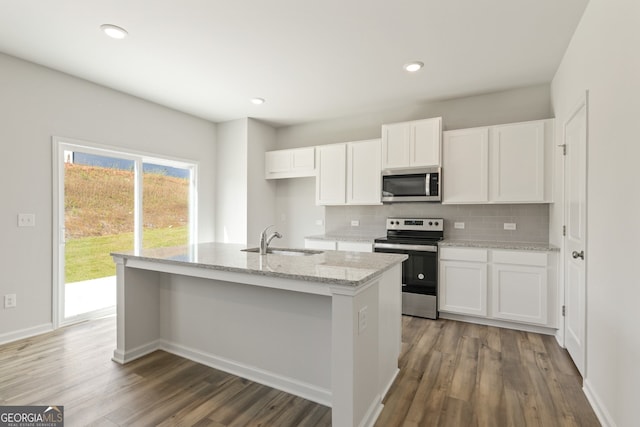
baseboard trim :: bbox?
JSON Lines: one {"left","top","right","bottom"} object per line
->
{"left": 439, "top": 312, "right": 557, "bottom": 335}
{"left": 583, "top": 378, "right": 616, "bottom": 427}
{"left": 0, "top": 323, "right": 53, "bottom": 346}
{"left": 159, "top": 340, "right": 332, "bottom": 407}
{"left": 112, "top": 340, "right": 161, "bottom": 364}
{"left": 358, "top": 395, "right": 383, "bottom": 427}
{"left": 381, "top": 368, "right": 399, "bottom": 399}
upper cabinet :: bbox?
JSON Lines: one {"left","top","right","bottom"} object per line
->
{"left": 442, "top": 127, "right": 490, "bottom": 203}
{"left": 442, "top": 119, "right": 554, "bottom": 204}
{"left": 382, "top": 117, "right": 442, "bottom": 169}
{"left": 316, "top": 139, "right": 382, "bottom": 206}
{"left": 265, "top": 147, "right": 315, "bottom": 179}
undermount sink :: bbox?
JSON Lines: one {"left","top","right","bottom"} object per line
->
{"left": 242, "top": 247, "right": 323, "bottom": 256}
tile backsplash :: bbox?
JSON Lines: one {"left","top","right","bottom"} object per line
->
{"left": 325, "top": 203, "right": 550, "bottom": 243}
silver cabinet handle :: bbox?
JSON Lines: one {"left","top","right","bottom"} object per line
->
{"left": 572, "top": 250, "right": 584, "bottom": 260}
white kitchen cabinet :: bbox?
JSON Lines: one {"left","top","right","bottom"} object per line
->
{"left": 382, "top": 117, "right": 442, "bottom": 169}
{"left": 304, "top": 239, "right": 337, "bottom": 251}
{"left": 316, "top": 144, "right": 347, "bottom": 205}
{"left": 347, "top": 139, "right": 381, "bottom": 205}
{"left": 337, "top": 241, "right": 373, "bottom": 252}
{"left": 442, "top": 127, "right": 489, "bottom": 203}
{"left": 490, "top": 121, "right": 545, "bottom": 202}
{"left": 316, "top": 139, "right": 382, "bottom": 206}
{"left": 305, "top": 238, "right": 373, "bottom": 253}
{"left": 265, "top": 147, "right": 315, "bottom": 179}
{"left": 490, "top": 250, "right": 549, "bottom": 325}
{"left": 439, "top": 248, "right": 488, "bottom": 316}
{"left": 442, "top": 119, "right": 553, "bottom": 204}
{"left": 439, "top": 246, "right": 557, "bottom": 330}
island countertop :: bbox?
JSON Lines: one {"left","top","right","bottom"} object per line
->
{"left": 112, "top": 242, "right": 407, "bottom": 287}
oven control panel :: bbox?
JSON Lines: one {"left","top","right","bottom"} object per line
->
{"left": 386, "top": 218, "right": 444, "bottom": 232}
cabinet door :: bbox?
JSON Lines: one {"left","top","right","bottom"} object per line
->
{"left": 304, "top": 239, "right": 337, "bottom": 250}
{"left": 291, "top": 147, "right": 315, "bottom": 172}
{"left": 491, "top": 264, "right": 548, "bottom": 325}
{"left": 337, "top": 241, "right": 373, "bottom": 252}
{"left": 442, "top": 128, "right": 489, "bottom": 203}
{"left": 347, "top": 139, "right": 381, "bottom": 205}
{"left": 490, "top": 121, "right": 545, "bottom": 202}
{"left": 381, "top": 123, "right": 410, "bottom": 169}
{"left": 439, "top": 261, "right": 487, "bottom": 316}
{"left": 265, "top": 150, "right": 291, "bottom": 176}
{"left": 411, "top": 117, "right": 442, "bottom": 167}
{"left": 316, "top": 144, "right": 346, "bottom": 205}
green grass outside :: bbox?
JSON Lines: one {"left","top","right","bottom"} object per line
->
{"left": 65, "top": 225, "right": 188, "bottom": 283}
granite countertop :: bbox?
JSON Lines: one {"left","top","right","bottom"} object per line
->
{"left": 439, "top": 239, "right": 560, "bottom": 252}
{"left": 305, "top": 233, "right": 385, "bottom": 243}
{"left": 112, "top": 242, "right": 407, "bottom": 287}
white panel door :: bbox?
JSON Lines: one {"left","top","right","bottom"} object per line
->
{"left": 491, "top": 264, "right": 548, "bottom": 325}
{"left": 316, "top": 144, "right": 346, "bottom": 205}
{"left": 439, "top": 261, "right": 487, "bottom": 316}
{"left": 411, "top": 117, "right": 442, "bottom": 167}
{"left": 291, "top": 147, "right": 315, "bottom": 172}
{"left": 564, "top": 95, "right": 588, "bottom": 376}
{"left": 490, "top": 121, "right": 545, "bottom": 202}
{"left": 347, "top": 139, "right": 381, "bottom": 205}
{"left": 381, "top": 123, "right": 410, "bottom": 169}
{"left": 442, "top": 128, "right": 489, "bottom": 203}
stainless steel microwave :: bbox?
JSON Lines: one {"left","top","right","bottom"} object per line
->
{"left": 381, "top": 167, "right": 441, "bottom": 203}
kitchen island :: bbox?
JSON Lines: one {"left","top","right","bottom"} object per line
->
{"left": 111, "top": 242, "right": 406, "bottom": 427}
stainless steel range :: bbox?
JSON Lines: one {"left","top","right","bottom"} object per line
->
{"left": 373, "top": 218, "right": 443, "bottom": 319}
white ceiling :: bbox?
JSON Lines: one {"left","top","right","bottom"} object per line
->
{"left": 0, "top": 0, "right": 589, "bottom": 127}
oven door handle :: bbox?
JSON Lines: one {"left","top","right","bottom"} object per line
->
{"left": 374, "top": 243, "right": 437, "bottom": 252}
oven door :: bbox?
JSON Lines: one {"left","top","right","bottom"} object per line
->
{"left": 373, "top": 244, "right": 438, "bottom": 295}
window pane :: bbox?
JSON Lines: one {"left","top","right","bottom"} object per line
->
{"left": 142, "top": 162, "right": 190, "bottom": 249}
{"left": 64, "top": 152, "right": 134, "bottom": 318}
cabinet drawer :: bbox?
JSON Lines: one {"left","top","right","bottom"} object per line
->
{"left": 439, "top": 247, "right": 488, "bottom": 262}
{"left": 304, "top": 239, "right": 337, "bottom": 251}
{"left": 492, "top": 250, "right": 547, "bottom": 267}
{"left": 337, "top": 241, "right": 373, "bottom": 253}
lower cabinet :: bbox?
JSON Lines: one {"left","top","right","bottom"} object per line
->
{"left": 439, "top": 247, "right": 556, "bottom": 328}
{"left": 439, "top": 249, "right": 488, "bottom": 316}
{"left": 305, "top": 238, "right": 373, "bottom": 253}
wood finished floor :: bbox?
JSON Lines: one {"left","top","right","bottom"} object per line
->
{"left": 0, "top": 316, "right": 599, "bottom": 426}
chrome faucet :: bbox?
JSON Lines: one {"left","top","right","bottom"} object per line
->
{"left": 259, "top": 225, "right": 282, "bottom": 255}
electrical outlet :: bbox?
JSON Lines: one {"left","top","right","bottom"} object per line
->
{"left": 18, "top": 213, "right": 35, "bottom": 227}
{"left": 504, "top": 223, "right": 517, "bottom": 230}
{"left": 358, "top": 306, "right": 368, "bottom": 334}
{"left": 315, "top": 219, "right": 324, "bottom": 226}
{"left": 4, "top": 294, "right": 16, "bottom": 309}
{"left": 350, "top": 220, "right": 360, "bottom": 227}
{"left": 454, "top": 222, "right": 465, "bottom": 229}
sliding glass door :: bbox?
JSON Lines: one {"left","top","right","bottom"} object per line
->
{"left": 53, "top": 138, "right": 197, "bottom": 326}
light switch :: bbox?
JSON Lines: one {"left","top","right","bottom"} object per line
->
{"left": 504, "top": 223, "right": 517, "bottom": 230}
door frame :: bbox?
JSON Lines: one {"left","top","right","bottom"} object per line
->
{"left": 560, "top": 91, "right": 589, "bottom": 376}
{"left": 52, "top": 136, "right": 199, "bottom": 328}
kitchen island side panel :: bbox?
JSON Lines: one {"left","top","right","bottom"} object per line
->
{"left": 159, "top": 273, "right": 332, "bottom": 391}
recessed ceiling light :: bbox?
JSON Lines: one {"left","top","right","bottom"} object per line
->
{"left": 100, "top": 24, "right": 128, "bottom": 39}
{"left": 251, "top": 97, "right": 266, "bottom": 105}
{"left": 404, "top": 61, "right": 424, "bottom": 73}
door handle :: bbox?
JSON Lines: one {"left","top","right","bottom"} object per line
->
{"left": 572, "top": 250, "right": 584, "bottom": 260}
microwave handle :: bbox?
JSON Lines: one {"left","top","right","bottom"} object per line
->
{"left": 425, "top": 173, "right": 431, "bottom": 196}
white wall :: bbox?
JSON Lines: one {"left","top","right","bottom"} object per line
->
{"left": 215, "top": 118, "right": 277, "bottom": 246}
{"left": 0, "top": 53, "right": 216, "bottom": 339}
{"left": 551, "top": 1, "right": 640, "bottom": 426}
{"left": 275, "top": 84, "right": 553, "bottom": 246}
{"left": 215, "top": 118, "right": 248, "bottom": 244}
{"left": 246, "top": 119, "right": 277, "bottom": 246}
